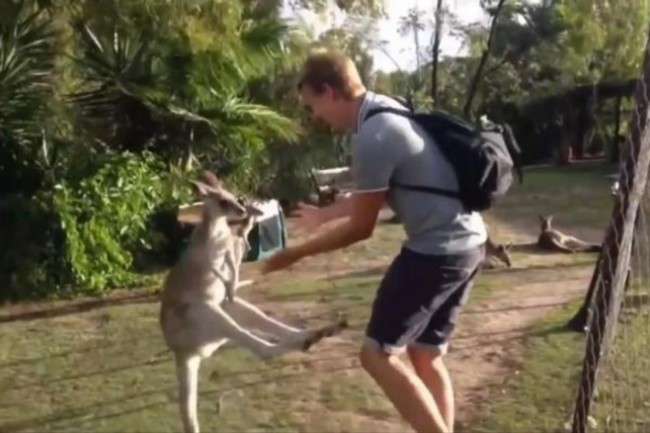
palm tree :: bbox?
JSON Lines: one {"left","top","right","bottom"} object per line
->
{"left": 67, "top": 1, "right": 302, "bottom": 190}
{"left": 0, "top": 1, "right": 59, "bottom": 196}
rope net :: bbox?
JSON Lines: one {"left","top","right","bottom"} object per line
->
{"left": 570, "top": 23, "right": 650, "bottom": 433}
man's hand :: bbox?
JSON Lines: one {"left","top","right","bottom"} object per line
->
{"left": 261, "top": 190, "right": 386, "bottom": 275}
{"left": 260, "top": 247, "right": 304, "bottom": 274}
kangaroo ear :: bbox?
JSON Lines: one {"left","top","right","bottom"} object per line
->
{"left": 505, "top": 242, "right": 513, "bottom": 250}
{"left": 190, "top": 180, "right": 211, "bottom": 197}
{"left": 198, "top": 170, "right": 221, "bottom": 188}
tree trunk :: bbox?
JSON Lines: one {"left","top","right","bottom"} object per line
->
{"left": 463, "top": 0, "right": 507, "bottom": 118}
{"left": 431, "top": 0, "right": 444, "bottom": 107}
{"left": 611, "top": 96, "right": 623, "bottom": 163}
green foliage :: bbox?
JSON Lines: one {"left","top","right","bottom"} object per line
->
{"left": 0, "top": 192, "right": 63, "bottom": 300}
{"left": 0, "top": 2, "right": 59, "bottom": 195}
{"left": 0, "top": 152, "right": 192, "bottom": 301}
{"left": 67, "top": 8, "right": 302, "bottom": 172}
{"left": 11, "top": 0, "right": 650, "bottom": 302}
{"left": 51, "top": 151, "right": 191, "bottom": 294}
{"left": 0, "top": 0, "right": 395, "bottom": 300}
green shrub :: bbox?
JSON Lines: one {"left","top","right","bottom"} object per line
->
{"left": 0, "top": 151, "right": 194, "bottom": 301}
{"left": 52, "top": 151, "right": 192, "bottom": 294}
{"left": 0, "top": 193, "right": 63, "bottom": 300}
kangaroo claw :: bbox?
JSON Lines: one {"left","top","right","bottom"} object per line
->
{"left": 301, "top": 317, "right": 348, "bottom": 352}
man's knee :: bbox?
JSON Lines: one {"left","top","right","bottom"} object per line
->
{"left": 359, "top": 340, "right": 402, "bottom": 374}
{"left": 407, "top": 345, "right": 446, "bottom": 372}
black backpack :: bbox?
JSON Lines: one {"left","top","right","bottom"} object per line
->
{"left": 363, "top": 106, "right": 523, "bottom": 212}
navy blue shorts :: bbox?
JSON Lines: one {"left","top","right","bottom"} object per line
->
{"left": 364, "top": 244, "right": 485, "bottom": 355}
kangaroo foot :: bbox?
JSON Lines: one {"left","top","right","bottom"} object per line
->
{"left": 302, "top": 317, "right": 349, "bottom": 352}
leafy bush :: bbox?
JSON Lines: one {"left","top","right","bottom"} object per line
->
{"left": 0, "top": 193, "right": 63, "bottom": 300}
{"left": 52, "top": 151, "right": 193, "bottom": 294}
{"left": 0, "top": 151, "right": 193, "bottom": 301}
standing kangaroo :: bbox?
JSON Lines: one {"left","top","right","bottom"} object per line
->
{"left": 219, "top": 200, "right": 264, "bottom": 303}
{"left": 537, "top": 215, "right": 602, "bottom": 253}
{"left": 159, "top": 173, "right": 347, "bottom": 433}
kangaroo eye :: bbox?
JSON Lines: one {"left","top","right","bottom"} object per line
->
{"left": 218, "top": 199, "right": 230, "bottom": 208}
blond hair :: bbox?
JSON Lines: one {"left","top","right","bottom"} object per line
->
{"left": 297, "top": 48, "right": 365, "bottom": 100}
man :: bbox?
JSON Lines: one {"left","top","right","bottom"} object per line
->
{"left": 260, "top": 49, "right": 487, "bottom": 433}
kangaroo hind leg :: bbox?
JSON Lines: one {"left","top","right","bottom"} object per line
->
{"left": 199, "top": 303, "right": 308, "bottom": 360}
{"left": 224, "top": 297, "right": 306, "bottom": 339}
{"left": 175, "top": 352, "right": 202, "bottom": 433}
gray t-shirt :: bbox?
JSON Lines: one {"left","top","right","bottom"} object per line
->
{"left": 351, "top": 91, "right": 487, "bottom": 255}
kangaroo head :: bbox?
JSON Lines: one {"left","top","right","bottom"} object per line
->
{"left": 190, "top": 175, "right": 246, "bottom": 223}
{"left": 539, "top": 214, "right": 554, "bottom": 232}
{"left": 493, "top": 242, "right": 513, "bottom": 267}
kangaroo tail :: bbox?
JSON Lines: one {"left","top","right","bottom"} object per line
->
{"left": 175, "top": 352, "right": 202, "bottom": 433}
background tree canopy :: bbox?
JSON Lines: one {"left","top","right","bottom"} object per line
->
{"left": 1, "top": 0, "right": 649, "bottom": 300}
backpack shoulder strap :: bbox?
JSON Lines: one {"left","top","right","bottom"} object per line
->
{"left": 360, "top": 106, "right": 461, "bottom": 201}
{"left": 363, "top": 106, "right": 413, "bottom": 123}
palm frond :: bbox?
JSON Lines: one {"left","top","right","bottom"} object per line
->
{"left": 219, "top": 98, "right": 302, "bottom": 142}
{"left": 71, "top": 24, "right": 153, "bottom": 86}
{"left": 236, "top": 19, "right": 289, "bottom": 76}
{"left": 0, "top": 6, "right": 57, "bottom": 140}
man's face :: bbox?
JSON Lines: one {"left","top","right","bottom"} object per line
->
{"left": 299, "top": 84, "right": 349, "bottom": 133}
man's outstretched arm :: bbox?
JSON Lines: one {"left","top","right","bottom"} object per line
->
{"left": 261, "top": 190, "right": 386, "bottom": 273}
{"left": 299, "top": 190, "right": 385, "bottom": 254}
{"left": 318, "top": 193, "right": 354, "bottom": 223}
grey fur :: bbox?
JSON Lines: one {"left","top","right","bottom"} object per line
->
{"left": 537, "top": 215, "right": 602, "bottom": 253}
{"left": 159, "top": 178, "right": 347, "bottom": 433}
{"left": 483, "top": 236, "right": 513, "bottom": 268}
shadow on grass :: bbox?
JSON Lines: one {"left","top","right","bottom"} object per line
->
{"left": 0, "top": 359, "right": 358, "bottom": 433}
{"left": 483, "top": 260, "right": 596, "bottom": 276}
{"left": 0, "top": 334, "right": 155, "bottom": 368}
{"left": 465, "top": 300, "right": 579, "bottom": 316}
{"left": 0, "top": 292, "right": 158, "bottom": 324}
{"left": 2, "top": 356, "right": 170, "bottom": 393}
{"left": 326, "top": 266, "right": 386, "bottom": 281}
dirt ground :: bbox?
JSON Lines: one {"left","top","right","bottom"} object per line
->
{"left": 0, "top": 163, "right": 615, "bottom": 433}
{"left": 0, "top": 214, "right": 603, "bottom": 433}
{"left": 236, "top": 211, "right": 600, "bottom": 431}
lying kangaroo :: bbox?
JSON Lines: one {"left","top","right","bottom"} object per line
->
{"left": 537, "top": 215, "right": 602, "bottom": 253}
{"left": 483, "top": 237, "right": 513, "bottom": 269}
{"left": 159, "top": 174, "right": 347, "bottom": 433}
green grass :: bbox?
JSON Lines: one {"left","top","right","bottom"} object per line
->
{"left": 468, "top": 301, "right": 586, "bottom": 433}
{"left": 265, "top": 272, "right": 498, "bottom": 330}
{"left": 591, "top": 298, "right": 650, "bottom": 432}
{"left": 0, "top": 160, "right": 628, "bottom": 432}
{"left": 468, "top": 161, "right": 650, "bottom": 433}
{"left": 471, "top": 298, "right": 650, "bottom": 433}
{"left": 0, "top": 295, "right": 373, "bottom": 433}
{"left": 0, "top": 270, "right": 499, "bottom": 433}
{"left": 490, "top": 161, "right": 616, "bottom": 228}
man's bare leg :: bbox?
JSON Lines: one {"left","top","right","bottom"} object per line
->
{"left": 359, "top": 345, "right": 450, "bottom": 433}
{"left": 408, "top": 346, "right": 455, "bottom": 432}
